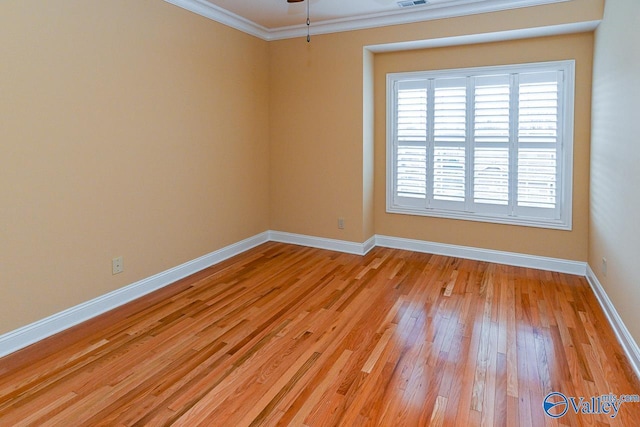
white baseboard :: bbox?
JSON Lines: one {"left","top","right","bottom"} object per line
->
{"left": 4, "top": 229, "right": 637, "bottom": 378}
{"left": 585, "top": 266, "right": 640, "bottom": 379}
{"left": 0, "top": 232, "right": 269, "bottom": 359}
{"left": 268, "top": 231, "right": 376, "bottom": 256}
{"left": 375, "top": 235, "right": 587, "bottom": 275}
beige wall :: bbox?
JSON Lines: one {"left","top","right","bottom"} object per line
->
{"left": 374, "top": 33, "right": 593, "bottom": 260}
{"left": 590, "top": 0, "right": 640, "bottom": 342}
{"left": 269, "top": 34, "right": 368, "bottom": 242}
{"left": 269, "top": 1, "right": 601, "bottom": 257}
{"left": 1, "top": 0, "right": 605, "bottom": 337}
{"left": 0, "top": 0, "right": 270, "bottom": 334}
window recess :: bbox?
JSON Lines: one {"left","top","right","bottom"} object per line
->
{"left": 387, "top": 60, "right": 574, "bottom": 230}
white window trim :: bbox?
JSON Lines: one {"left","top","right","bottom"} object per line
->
{"left": 386, "top": 60, "right": 575, "bottom": 230}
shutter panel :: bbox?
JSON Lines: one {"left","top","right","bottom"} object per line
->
{"left": 387, "top": 61, "right": 572, "bottom": 229}
{"left": 472, "top": 75, "right": 511, "bottom": 208}
{"left": 395, "top": 81, "right": 428, "bottom": 201}
{"left": 517, "top": 71, "right": 560, "bottom": 215}
{"left": 432, "top": 78, "right": 466, "bottom": 204}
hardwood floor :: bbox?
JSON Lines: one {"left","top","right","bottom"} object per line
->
{"left": 1, "top": 242, "right": 639, "bottom": 426}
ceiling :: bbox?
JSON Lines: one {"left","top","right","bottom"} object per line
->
{"left": 164, "top": 0, "right": 572, "bottom": 40}
{"left": 202, "top": 0, "right": 474, "bottom": 29}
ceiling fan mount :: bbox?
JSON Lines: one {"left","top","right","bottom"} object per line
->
{"left": 286, "top": 0, "right": 311, "bottom": 42}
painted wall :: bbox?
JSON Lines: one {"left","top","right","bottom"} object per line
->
{"left": 1, "top": 0, "right": 605, "bottom": 337}
{"left": 590, "top": 0, "right": 640, "bottom": 343}
{"left": 269, "top": 0, "right": 601, "bottom": 255}
{"left": 0, "top": 1, "right": 270, "bottom": 334}
{"left": 374, "top": 33, "right": 593, "bottom": 261}
{"left": 269, "top": 33, "right": 368, "bottom": 242}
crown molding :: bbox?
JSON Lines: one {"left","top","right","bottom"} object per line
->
{"left": 164, "top": 0, "right": 572, "bottom": 41}
{"left": 268, "top": 0, "right": 572, "bottom": 40}
{"left": 366, "top": 20, "right": 600, "bottom": 53}
{"left": 163, "top": 0, "right": 271, "bottom": 39}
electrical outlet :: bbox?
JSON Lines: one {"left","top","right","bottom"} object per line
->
{"left": 338, "top": 217, "right": 345, "bottom": 229}
{"left": 112, "top": 256, "right": 124, "bottom": 275}
{"left": 601, "top": 257, "right": 607, "bottom": 277}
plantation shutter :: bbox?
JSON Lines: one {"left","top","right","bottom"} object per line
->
{"left": 515, "top": 70, "right": 562, "bottom": 219}
{"left": 388, "top": 61, "right": 572, "bottom": 229}
{"left": 394, "top": 80, "right": 428, "bottom": 206}
{"left": 431, "top": 77, "right": 467, "bottom": 210}
{"left": 471, "top": 75, "right": 511, "bottom": 214}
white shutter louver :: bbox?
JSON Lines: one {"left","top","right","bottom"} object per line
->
{"left": 433, "top": 78, "right": 466, "bottom": 203}
{"left": 517, "top": 71, "right": 560, "bottom": 212}
{"left": 396, "top": 82, "right": 428, "bottom": 200}
{"left": 473, "top": 75, "right": 510, "bottom": 207}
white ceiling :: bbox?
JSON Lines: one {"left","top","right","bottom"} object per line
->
{"left": 164, "top": 0, "right": 573, "bottom": 40}
{"left": 202, "top": 0, "right": 469, "bottom": 29}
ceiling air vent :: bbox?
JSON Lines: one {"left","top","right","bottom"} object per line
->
{"left": 397, "top": 0, "right": 428, "bottom": 8}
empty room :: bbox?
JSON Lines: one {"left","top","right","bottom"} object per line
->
{"left": 1, "top": 0, "right": 639, "bottom": 425}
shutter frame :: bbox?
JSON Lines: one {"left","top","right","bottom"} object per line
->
{"left": 386, "top": 60, "right": 574, "bottom": 230}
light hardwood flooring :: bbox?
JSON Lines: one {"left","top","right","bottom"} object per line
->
{"left": 1, "top": 242, "right": 639, "bottom": 426}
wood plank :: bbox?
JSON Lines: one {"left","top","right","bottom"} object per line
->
{"left": 0, "top": 243, "right": 638, "bottom": 426}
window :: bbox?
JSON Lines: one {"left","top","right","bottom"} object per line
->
{"left": 386, "top": 60, "right": 574, "bottom": 229}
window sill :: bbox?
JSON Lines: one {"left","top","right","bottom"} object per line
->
{"left": 386, "top": 205, "right": 572, "bottom": 231}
